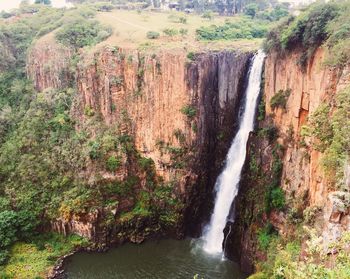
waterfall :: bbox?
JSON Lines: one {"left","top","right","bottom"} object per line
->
{"left": 202, "top": 50, "right": 265, "bottom": 255}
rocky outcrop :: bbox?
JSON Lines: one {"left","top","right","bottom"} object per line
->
{"left": 27, "top": 35, "right": 73, "bottom": 92}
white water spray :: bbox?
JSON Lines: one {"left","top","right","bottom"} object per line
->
{"left": 202, "top": 50, "right": 265, "bottom": 255}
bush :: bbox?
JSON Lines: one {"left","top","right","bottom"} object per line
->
{"left": 196, "top": 18, "right": 268, "bottom": 41}
{"left": 55, "top": 19, "right": 112, "bottom": 49}
{"left": 84, "top": 106, "right": 95, "bottom": 117}
{"left": 179, "top": 28, "right": 188, "bottom": 36}
{"left": 180, "top": 105, "right": 196, "bottom": 119}
{"left": 245, "top": 3, "right": 258, "bottom": 18}
{"left": 202, "top": 11, "right": 213, "bottom": 20}
{"left": 280, "top": 3, "right": 338, "bottom": 51}
{"left": 95, "top": 3, "right": 114, "bottom": 12}
{"left": 308, "top": 87, "right": 350, "bottom": 189}
{"left": 146, "top": 31, "right": 160, "bottom": 39}
{"left": 179, "top": 17, "right": 187, "bottom": 24}
{"left": 163, "top": 28, "right": 178, "bottom": 37}
{"left": 258, "top": 125, "right": 278, "bottom": 143}
{"left": 270, "top": 89, "right": 291, "bottom": 110}
{"left": 258, "top": 5, "right": 289, "bottom": 22}
{"left": 0, "top": 211, "right": 18, "bottom": 248}
{"left": 257, "top": 223, "right": 276, "bottom": 251}
{"left": 187, "top": 52, "right": 196, "bottom": 61}
{"left": 106, "top": 156, "right": 121, "bottom": 172}
{"left": 324, "top": 2, "right": 350, "bottom": 67}
{"left": 270, "top": 188, "right": 285, "bottom": 209}
{"left": 308, "top": 103, "right": 333, "bottom": 152}
{"left": 263, "top": 2, "right": 340, "bottom": 66}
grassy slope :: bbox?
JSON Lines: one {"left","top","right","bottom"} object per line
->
{"left": 0, "top": 233, "right": 88, "bottom": 279}
{"left": 95, "top": 10, "right": 263, "bottom": 51}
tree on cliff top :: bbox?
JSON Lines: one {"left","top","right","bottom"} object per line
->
{"left": 55, "top": 19, "right": 112, "bottom": 49}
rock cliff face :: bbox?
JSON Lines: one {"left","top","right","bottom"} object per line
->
{"left": 26, "top": 39, "right": 253, "bottom": 243}
{"left": 27, "top": 36, "right": 73, "bottom": 92}
{"left": 264, "top": 48, "right": 348, "bottom": 206}
{"left": 231, "top": 47, "right": 350, "bottom": 273}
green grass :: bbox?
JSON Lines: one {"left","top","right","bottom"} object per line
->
{"left": 0, "top": 233, "right": 88, "bottom": 279}
{"left": 95, "top": 9, "right": 263, "bottom": 51}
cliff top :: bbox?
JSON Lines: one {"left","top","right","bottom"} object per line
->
{"left": 93, "top": 10, "right": 263, "bottom": 52}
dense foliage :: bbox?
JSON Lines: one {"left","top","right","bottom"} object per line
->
{"left": 304, "top": 86, "right": 350, "bottom": 190}
{"left": 196, "top": 17, "right": 269, "bottom": 40}
{"left": 251, "top": 229, "right": 350, "bottom": 279}
{"left": 0, "top": 233, "right": 87, "bottom": 278}
{"left": 0, "top": 4, "right": 175, "bottom": 273}
{"left": 264, "top": 1, "right": 350, "bottom": 69}
{"left": 270, "top": 88, "right": 291, "bottom": 110}
{"left": 55, "top": 19, "right": 112, "bottom": 49}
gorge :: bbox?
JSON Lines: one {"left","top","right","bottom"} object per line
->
{"left": 203, "top": 50, "right": 265, "bottom": 255}
{"left": 0, "top": 1, "right": 349, "bottom": 278}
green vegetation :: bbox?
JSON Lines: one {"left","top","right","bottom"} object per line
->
{"left": 305, "top": 86, "right": 350, "bottom": 190}
{"left": 146, "top": 31, "right": 160, "bottom": 39}
{"left": 187, "top": 52, "right": 197, "bottom": 61}
{"left": 0, "top": 233, "right": 87, "bottom": 278}
{"left": 257, "top": 98, "right": 265, "bottom": 121}
{"left": 264, "top": 1, "right": 350, "bottom": 69}
{"left": 258, "top": 125, "right": 278, "bottom": 143}
{"left": 106, "top": 155, "right": 121, "bottom": 172}
{"left": 180, "top": 105, "right": 197, "bottom": 119}
{"left": 256, "top": 4, "right": 289, "bottom": 22}
{"left": 270, "top": 88, "right": 291, "bottom": 110}
{"left": 196, "top": 17, "right": 269, "bottom": 40}
{"left": 252, "top": 230, "right": 350, "bottom": 279}
{"left": 201, "top": 11, "right": 213, "bottom": 20}
{"left": 163, "top": 28, "right": 178, "bottom": 37}
{"left": 245, "top": 3, "right": 259, "bottom": 18}
{"left": 35, "top": 0, "right": 52, "bottom": 4}
{"left": 0, "top": 4, "right": 186, "bottom": 275}
{"left": 55, "top": 19, "right": 112, "bottom": 49}
{"left": 264, "top": 144, "right": 284, "bottom": 212}
{"left": 257, "top": 223, "right": 276, "bottom": 251}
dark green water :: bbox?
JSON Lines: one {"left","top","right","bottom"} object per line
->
{"left": 64, "top": 238, "right": 246, "bottom": 279}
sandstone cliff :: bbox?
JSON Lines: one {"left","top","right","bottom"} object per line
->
{"left": 26, "top": 38, "right": 253, "bottom": 243}
{"left": 231, "top": 47, "right": 350, "bottom": 273}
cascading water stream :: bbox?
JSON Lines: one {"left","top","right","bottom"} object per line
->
{"left": 202, "top": 50, "right": 265, "bottom": 255}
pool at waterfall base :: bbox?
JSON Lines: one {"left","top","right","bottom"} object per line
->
{"left": 64, "top": 238, "right": 246, "bottom": 279}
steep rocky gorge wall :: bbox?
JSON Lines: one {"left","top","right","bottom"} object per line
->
{"left": 264, "top": 48, "right": 349, "bottom": 206}
{"left": 27, "top": 36, "right": 73, "bottom": 92}
{"left": 26, "top": 39, "right": 253, "bottom": 242}
{"left": 265, "top": 49, "right": 350, "bottom": 240}
{"left": 231, "top": 48, "right": 350, "bottom": 273}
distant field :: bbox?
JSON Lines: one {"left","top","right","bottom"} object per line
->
{"left": 96, "top": 10, "right": 263, "bottom": 51}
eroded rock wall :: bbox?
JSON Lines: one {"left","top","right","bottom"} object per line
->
{"left": 27, "top": 36, "right": 73, "bottom": 92}
{"left": 231, "top": 47, "right": 350, "bottom": 274}
{"left": 26, "top": 40, "right": 253, "bottom": 242}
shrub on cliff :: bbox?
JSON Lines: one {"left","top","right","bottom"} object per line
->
{"left": 55, "top": 19, "right": 112, "bottom": 49}
{"left": 263, "top": 1, "right": 350, "bottom": 70}
{"left": 270, "top": 89, "right": 291, "bottom": 110}
{"left": 306, "top": 86, "right": 350, "bottom": 190}
{"left": 180, "top": 105, "right": 196, "bottom": 119}
{"left": 106, "top": 155, "right": 121, "bottom": 172}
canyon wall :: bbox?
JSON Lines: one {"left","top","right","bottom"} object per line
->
{"left": 231, "top": 48, "right": 350, "bottom": 273}
{"left": 27, "top": 38, "right": 253, "bottom": 242}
